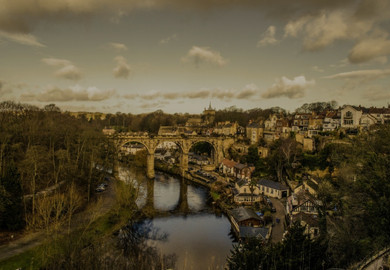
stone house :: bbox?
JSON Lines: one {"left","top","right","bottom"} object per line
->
{"left": 233, "top": 179, "right": 261, "bottom": 205}
{"left": 246, "top": 121, "right": 264, "bottom": 144}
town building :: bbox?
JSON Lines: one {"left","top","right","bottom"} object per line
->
{"left": 258, "top": 179, "right": 289, "bottom": 199}
{"left": 246, "top": 121, "right": 264, "bottom": 144}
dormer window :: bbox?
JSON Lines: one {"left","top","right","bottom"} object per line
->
{"left": 345, "top": 111, "right": 352, "bottom": 119}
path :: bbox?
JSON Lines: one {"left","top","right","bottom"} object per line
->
{"left": 0, "top": 179, "right": 116, "bottom": 262}
{"left": 270, "top": 198, "right": 286, "bottom": 243}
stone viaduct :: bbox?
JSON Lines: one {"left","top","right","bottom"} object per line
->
{"left": 111, "top": 133, "right": 235, "bottom": 178}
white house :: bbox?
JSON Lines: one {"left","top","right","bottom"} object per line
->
{"left": 258, "top": 179, "right": 289, "bottom": 199}
{"left": 340, "top": 105, "right": 363, "bottom": 129}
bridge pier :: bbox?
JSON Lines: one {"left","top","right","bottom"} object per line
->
{"left": 146, "top": 153, "right": 155, "bottom": 179}
{"left": 180, "top": 152, "right": 189, "bottom": 176}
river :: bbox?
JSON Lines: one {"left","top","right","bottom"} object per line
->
{"left": 118, "top": 166, "right": 235, "bottom": 269}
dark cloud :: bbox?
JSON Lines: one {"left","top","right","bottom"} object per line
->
{"left": 0, "top": 0, "right": 356, "bottom": 34}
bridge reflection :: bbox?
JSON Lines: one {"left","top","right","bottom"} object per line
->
{"left": 141, "top": 177, "right": 193, "bottom": 217}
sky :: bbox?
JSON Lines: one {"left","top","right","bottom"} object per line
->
{"left": 0, "top": 0, "right": 390, "bottom": 114}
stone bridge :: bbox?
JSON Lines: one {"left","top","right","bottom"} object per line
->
{"left": 111, "top": 134, "right": 235, "bottom": 178}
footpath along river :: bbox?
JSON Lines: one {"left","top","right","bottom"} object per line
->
{"left": 118, "top": 166, "right": 235, "bottom": 269}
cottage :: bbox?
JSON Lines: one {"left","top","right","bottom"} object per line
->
{"left": 258, "top": 179, "right": 289, "bottom": 199}
{"left": 229, "top": 207, "right": 264, "bottom": 234}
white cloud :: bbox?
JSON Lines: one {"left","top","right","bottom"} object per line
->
{"left": 181, "top": 46, "right": 228, "bottom": 67}
{"left": 41, "top": 58, "right": 82, "bottom": 80}
{"left": 262, "top": 76, "right": 315, "bottom": 99}
{"left": 113, "top": 56, "right": 131, "bottom": 79}
{"left": 257, "top": 26, "right": 278, "bottom": 47}
{"left": 108, "top": 42, "right": 127, "bottom": 51}
{"left": 20, "top": 85, "right": 115, "bottom": 102}
{"left": 159, "top": 34, "right": 178, "bottom": 44}
{"left": 0, "top": 31, "right": 45, "bottom": 47}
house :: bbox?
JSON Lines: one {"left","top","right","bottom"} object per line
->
{"left": 219, "top": 159, "right": 237, "bottom": 176}
{"left": 308, "top": 113, "right": 324, "bottom": 130}
{"left": 264, "top": 114, "right": 279, "bottom": 131}
{"left": 294, "top": 175, "right": 319, "bottom": 196}
{"left": 340, "top": 105, "right": 364, "bottom": 129}
{"left": 258, "top": 179, "right": 289, "bottom": 199}
{"left": 276, "top": 118, "right": 292, "bottom": 134}
{"left": 214, "top": 121, "right": 238, "bottom": 136}
{"left": 292, "top": 113, "right": 311, "bottom": 131}
{"left": 239, "top": 226, "right": 270, "bottom": 242}
{"left": 286, "top": 190, "right": 321, "bottom": 217}
{"left": 246, "top": 121, "right": 264, "bottom": 144}
{"left": 229, "top": 207, "right": 264, "bottom": 234}
{"left": 323, "top": 111, "right": 341, "bottom": 131}
{"left": 233, "top": 179, "right": 261, "bottom": 205}
{"left": 291, "top": 212, "right": 320, "bottom": 239}
{"left": 234, "top": 163, "right": 255, "bottom": 180}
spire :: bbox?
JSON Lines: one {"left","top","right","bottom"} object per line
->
{"left": 208, "top": 102, "right": 212, "bottom": 110}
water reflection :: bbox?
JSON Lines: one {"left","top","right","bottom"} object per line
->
{"left": 118, "top": 166, "right": 233, "bottom": 269}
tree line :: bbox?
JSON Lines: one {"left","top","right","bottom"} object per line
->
{"left": 0, "top": 101, "right": 111, "bottom": 231}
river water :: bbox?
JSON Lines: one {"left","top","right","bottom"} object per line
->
{"left": 118, "top": 167, "right": 235, "bottom": 269}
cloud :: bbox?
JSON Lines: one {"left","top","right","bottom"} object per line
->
{"left": 181, "top": 46, "right": 227, "bottom": 67}
{"left": 282, "top": 0, "right": 390, "bottom": 61}
{"left": 257, "top": 26, "right": 278, "bottom": 47}
{"left": 362, "top": 86, "right": 390, "bottom": 101}
{"left": 348, "top": 36, "right": 390, "bottom": 64}
{"left": 20, "top": 85, "right": 115, "bottom": 102}
{"left": 324, "top": 69, "right": 390, "bottom": 81}
{"left": 236, "top": 84, "right": 258, "bottom": 99}
{"left": 108, "top": 42, "right": 127, "bottom": 51}
{"left": 312, "top": 66, "right": 324, "bottom": 72}
{"left": 42, "top": 58, "right": 82, "bottom": 80}
{"left": 0, "top": 0, "right": 357, "bottom": 35}
{"left": 159, "top": 34, "right": 178, "bottom": 44}
{"left": 261, "top": 76, "right": 315, "bottom": 99}
{"left": 123, "top": 84, "right": 260, "bottom": 101}
{"left": 0, "top": 31, "right": 45, "bottom": 47}
{"left": 113, "top": 56, "right": 131, "bottom": 78}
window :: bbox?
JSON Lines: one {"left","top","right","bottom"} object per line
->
{"left": 344, "top": 119, "right": 353, "bottom": 125}
{"left": 345, "top": 111, "right": 352, "bottom": 118}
